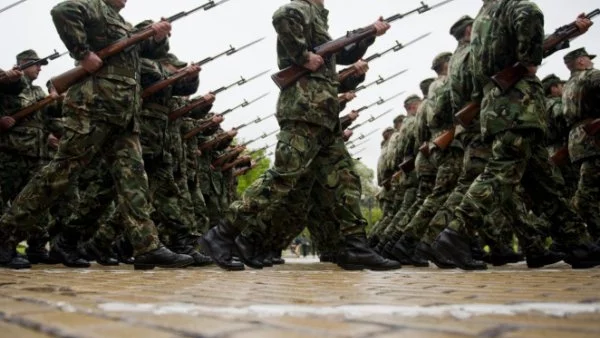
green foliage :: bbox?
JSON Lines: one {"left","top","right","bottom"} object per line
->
{"left": 362, "top": 206, "right": 382, "bottom": 233}
{"left": 236, "top": 147, "right": 272, "bottom": 194}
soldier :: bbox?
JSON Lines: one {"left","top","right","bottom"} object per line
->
{"left": 561, "top": 48, "right": 600, "bottom": 242}
{"left": 200, "top": 0, "right": 400, "bottom": 271}
{"left": 433, "top": 1, "right": 600, "bottom": 270}
{"left": 0, "top": 0, "right": 193, "bottom": 269}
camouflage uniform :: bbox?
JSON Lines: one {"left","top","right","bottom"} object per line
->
{"left": 444, "top": 0, "right": 590, "bottom": 256}
{"left": 0, "top": 0, "right": 164, "bottom": 256}
{"left": 560, "top": 48, "right": 600, "bottom": 241}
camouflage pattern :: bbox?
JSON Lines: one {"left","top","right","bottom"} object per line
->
{"left": 0, "top": 0, "right": 166, "bottom": 255}
{"left": 445, "top": 0, "right": 590, "bottom": 253}
{"left": 272, "top": 0, "right": 373, "bottom": 131}
{"left": 561, "top": 67, "right": 600, "bottom": 240}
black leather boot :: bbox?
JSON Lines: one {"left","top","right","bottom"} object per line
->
{"left": 390, "top": 234, "right": 427, "bottom": 266}
{"left": 486, "top": 245, "right": 524, "bottom": 266}
{"left": 526, "top": 249, "right": 566, "bottom": 268}
{"left": 234, "top": 234, "right": 264, "bottom": 269}
{"left": 415, "top": 241, "right": 456, "bottom": 269}
{"left": 133, "top": 246, "right": 194, "bottom": 270}
{"left": 337, "top": 233, "right": 401, "bottom": 271}
{"left": 319, "top": 251, "right": 337, "bottom": 263}
{"left": 26, "top": 236, "right": 58, "bottom": 265}
{"left": 368, "top": 234, "right": 380, "bottom": 249}
{"left": 197, "top": 220, "right": 244, "bottom": 271}
{"left": 79, "top": 240, "right": 119, "bottom": 266}
{"left": 169, "top": 233, "right": 212, "bottom": 267}
{"left": 433, "top": 228, "right": 487, "bottom": 270}
{"left": 272, "top": 249, "right": 285, "bottom": 265}
{"left": 113, "top": 237, "right": 134, "bottom": 264}
{"left": 0, "top": 243, "right": 31, "bottom": 269}
{"left": 262, "top": 250, "right": 274, "bottom": 267}
{"left": 551, "top": 241, "right": 600, "bottom": 269}
{"left": 49, "top": 234, "right": 90, "bottom": 268}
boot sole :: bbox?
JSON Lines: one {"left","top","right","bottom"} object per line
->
{"left": 5, "top": 263, "right": 32, "bottom": 269}
{"left": 435, "top": 241, "right": 487, "bottom": 271}
{"left": 198, "top": 237, "right": 245, "bottom": 271}
{"left": 133, "top": 259, "right": 194, "bottom": 270}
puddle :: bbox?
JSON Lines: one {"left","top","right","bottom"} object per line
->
{"left": 98, "top": 302, "right": 600, "bottom": 319}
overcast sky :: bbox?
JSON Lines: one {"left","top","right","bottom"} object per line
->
{"left": 1, "top": 0, "right": 598, "bottom": 181}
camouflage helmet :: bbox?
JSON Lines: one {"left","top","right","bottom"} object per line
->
{"left": 563, "top": 47, "right": 596, "bottom": 64}
{"left": 403, "top": 94, "right": 421, "bottom": 107}
{"left": 449, "top": 15, "right": 474, "bottom": 39}
{"left": 541, "top": 74, "right": 564, "bottom": 95}
{"left": 419, "top": 78, "right": 436, "bottom": 97}
{"left": 16, "top": 50, "right": 47, "bottom": 65}
{"left": 382, "top": 127, "right": 395, "bottom": 136}
{"left": 431, "top": 52, "right": 452, "bottom": 71}
{"left": 393, "top": 114, "right": 406, "bottom": 125}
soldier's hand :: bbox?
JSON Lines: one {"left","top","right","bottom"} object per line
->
{"left": 0, "top": 116, "right": 16, "bottom": 131}
{"left": 341, "top": 92, "right": 357, "bottom": 102}
{"left": 348, "top": 110, "right": 359, "bottom": 121}
{"left": 196, "top": 149, "right": 202, "bottom": 156}
{"left": 5, "top": 68, "right": 23, "bottom": 82}
{"left": 526, "top": 65, "right": 538, "bottom": 76}
{"left": 352, "top": 60, "right": 369, "bottom": 75}
{"left": 49, "top": 87, "right": 61, "bottom": 101}
{"left": 303, "top": 52, "right": 324, "bottom": 71}
{"left": 81, "top": 52, "right": 103, "bottom": 73}
{"left": 48, "top": 134, "right": 60, "bottom": 149}
{"left": 212, "top": 115, "right": 224, "bottom": 124}
{"left": 152, "top": 20, "right": 172, "bottom": 42}
{"left": 227, "top": 129, "right": 238, "bottom": 137}
{"left": 185, "top": 64, "right": 201, "bottom": 77}
{"left": 204, "top": 93, "right": 216, "bottom": 103}
{"left": 373, "top": 17, "right": 391, "bottom": 36}
{"left": 575, "top": 13, "right": 593, "bottom": 34}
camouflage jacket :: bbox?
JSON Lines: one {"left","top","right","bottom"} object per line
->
{"left": 51, "top": 0, "right": 168, "bottom": 132}
{"left": 544, "top": 96, "right": 568, "bottom": 153}
{"left": 414, "top": 99, "right": 436, "bottom": 176}
{"left": 561, "top": 68, "right": 600, "bottom": 162}
{"left": 425, "top": 76, "right": 458, "bottom": 151}
{"left": 395, "top": 115, "right": 416, "bottom": 166}
{"left": 0, "top": 77, "right": 51, "bottom": 157}
{"left": 449, "top": 42, "right": 480, "bottom": 144}
{"left": 272, "top": 0, "right": 374, "bottom": 131}
{"left": 470, "top": 0, "right": 546, "bottom": 139}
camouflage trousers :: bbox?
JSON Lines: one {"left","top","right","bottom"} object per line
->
{"left": 448, "top": 130, "right": 590, "bottom": 254}
{"left": 229, "top": 121, "right": 366, "bottom": 251}
{"left": 428, "top": 135, "right": 515, "bottom": 249}
{"left": 188, "top": 173, "right": 210, "bottom": 234}
{"left": 403, "top": 147, "right": 463, "bottom": 244}
{"left": 572, "top": 157, "right": 600, "bottom": 241}
{"left": 384, "top": 154, "right": 434, "bottom": 238}
{"left": 203, "top": 172, "right": 229, "bottom": 229}
{"left": 369, "top": 186, "right": 395, "bottom": 238}
{"left": 0, "top": 121, "right": 160, "bottom": 256}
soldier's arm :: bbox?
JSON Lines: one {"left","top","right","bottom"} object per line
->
{"left": 272, "top": 7, "right": 310, "bottom": 66}
{"left": 140, "top": 58, "right": 164, "bottom": 90}
{"left": 335, "top": 36, "right": 375, "bottom": 66}
{"left": 0, "top": 73, "right": 26, "bottom": 95}
{"left": 338, "top": 73, "right": 366, "bottom": 93}
{"left": 140, "top": 35, "right": 170, "bottom": 60}
{"left": 510, "top": 1, "right": 545, "bottom": 67}
{"left": 50, "top": 1, "right": 93, "bottom": 61}
{"left": 172, "top": 71, "right": 199, "bottom": 97}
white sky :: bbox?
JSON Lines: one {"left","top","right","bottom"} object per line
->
{"left": 1, "top": 0, "right": 598, "bottom": 181}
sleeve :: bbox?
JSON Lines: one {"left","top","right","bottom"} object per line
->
{"left": 509, "top": 1, "right": 544, "bottom": 67}
{"left": 338, "top": 73, "right": 366, "bottom": 93}
{"left": 335, "top": 35, "right": 375, "bottom": 65}
{"left": 172, "top": 72, "right": 199, "bottom": 97}
{"left": 273, "top": 7, "right": 310, "bottom": 66}
{"left": 140, "top": 35, "right": 170, "bottom": 60}
{"left": 140, "top": 58, "right": 165, "bottom": 89}
{"left": 50, "top": 1, "right": 92, "bottom": 61}
{"left": 0, "top": 74, "right": 26, "bottom": 95}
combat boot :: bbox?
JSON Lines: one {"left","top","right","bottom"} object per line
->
{"left": 49, "top": 234, "right": 90, "bottom": 268}
{"left": 79, "top": 240, "right": 119, "bottom": 266}
{"left": 525, "top": 249, "right": 566, "bottom": 268}
{"left": 486, "top": 245, "right": 524, "bottom": 266}
{"left": 272, "top": 249, "right": 285, "bottom": 265}
{"left": 368, "top": 234, "right": 380, "bottom": 248}
{"left": 0, "top": 243, "right": 31, "bottom": 269}
{"left": 169, "top": 233, "right": 212, "bottom": 267}
{"left": 319, "top": 251, "right": 337, "bottom": 263}
{"left": 415, "top": 241, "right": 456, "bottom": 269}
{"left": 133, "top": 246, "right": 194, "bottom": 270}
{"left": 26, "top": 237, "right": 58, "bottom": 265}
{"left": 390, "top": 234, "right": 428, "bottom": 266}
{"left": 113, "top": 237, "right": 134, "bottom": 264}
{"left": 551, "top": 241, "right": 600, "bottom": 269}
{"left": 198, "top": 219, "right": 244, "bottom": 271}
{"left": 433, "top": 228, "right": 487, "bottom": 270}
{"left": 234, "top": 233, "right": 263, "bottom": 269}
{"left": 337, "top": 233, "right": 402, "bottom": 271}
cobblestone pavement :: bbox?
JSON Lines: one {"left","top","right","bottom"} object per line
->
{"left": 0, "top": 257, "right": 599, "bottom": 338}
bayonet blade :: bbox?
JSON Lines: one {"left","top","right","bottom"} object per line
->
{"left": 394, "top": 32, "right": 432, "bottom": 51}
{"left": 227, "top": 37, "right": 265, "bottom": 56}
{"left": 242, "top": 92, "right": 270, "bottom": 107}
{"left": 238, "top": 69, "right": 270, "bottom": 85}
{"left": 419, "top": 0, "right": 457, "bottom": 14}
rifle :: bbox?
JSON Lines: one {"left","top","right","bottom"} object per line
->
{"left": 583, "top": 118, "right": 600, "bottom": 136}
{"left": 338, "top": 33, "right": 430, "bottom": 83}
{"left": 399, "top": 156, "right": 415, "bottom": 173}
{"left": 350, "top": 147, "right": 366, "bottom": 157}
{"left": 199, "top": 120, "right": 274, "bottom": 152}
{"left": 234, "top": 154, "right": 269, "bottom": 176}
{"left": 0, "top": 0, "right": 27, "bottom": 14}
{"left": 271, "top": 0, "right": 456, "bottom": 89}
{"left": 550, "top": 146, "right": 570, "bottom": 166}
{"left": 210, "top": 116, "right": 275, "bottom": 167}
{"left": 142, "top": 39, "right": 265, "bottom": 99}
{"left": 221, "top": 155, "right": 252, "bottom": 172}
{"left": 0, "top": 50, "right": 67, "bottom": 83}
{"left": 50, "top": 0, "right": 233, "bottom": 94}
{"left": 0, "top": 95, "right": 59, "bottom": 132}
{"left": 347, "top": 108, "right": 393, "bottom": 131}
{"left": 168, "top": 70, "right": 268, "bottom": 121}
{"left": 348, "top": 138, "right": 370, "bottom": 149}
{"left": 379, "top": 169, "right": 403, "bottom": 188}
{"left": 491, "top": 9, "right": 600, "bottom": 93}
{"left": 430, "top": 102, "right": 480, "bottom": 152}
{"left": 349, "top": 91, "right": 405, "bottom": 115}
{"left": 347, "top": 128, "right": 378, "bottom": 143}
{"left": 338, "top": 70, "right": 407, "bottom": 105}
{"left": 182, "top": 92, "right": 269, "bottom": 139}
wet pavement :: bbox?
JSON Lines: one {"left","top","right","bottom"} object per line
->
{"left": 0, "top": 257, "right": 599, "bottom": 338}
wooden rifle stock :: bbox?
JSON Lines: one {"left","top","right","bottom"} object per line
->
{"left": 198, "top": 132, "right": 232, "bottom": 152}
{"left": 169, "top": 95, "right": 215, "bottom": 121}
{"left": 583, "top": 118, "right": 600, "bottom": 136}
{"left": 399, "top": 156, "right": 415, "bottom": 173}
{"left": 0, "top": 95, "right": 58, "bottom": 132}
{"left": 418, "top": 142, "right": 430, "bottom": 157}
{"left": 212, "top": 146, "right": 244, "bottom": 168}
{"left": 142, "top": 68, "right": 200, "bottom": 99}
{"left": 183, "top": 119, "right": 218, "bottom": 140}
{"left": 550, "top": 146, "right": 570, "bottom": 166}
{"left": 234, "top": 166, "right": 252, "bottom": 177}
{"left": 454, "top": 102, "right": 480, "bottom": 128}
{"left": 432, "top": 128, "right": 455, "bottom": 152}
{"left": 222, "top": 156, "right": 252, "bottom": 172}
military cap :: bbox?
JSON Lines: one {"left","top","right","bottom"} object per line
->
{"left": 419, "top": 78, "right": 436, "bottom": 96}
{"left": 382, "top": 127, "right": 395, "bottom": 136}
{"left": 404, "top": 94, "right": 421, "bottom": 106}
{"left": 393, "top": 114, "right": 406, "bottom": 125}
{"left": 160, "top": 53, "right": 188, "bottom": 69}
{"left": 431, "top": 52, "right": 452, "bottom": 71}
{"left": 16, "top": 50, "right": 47, "bottom": 65}
{"left": 449, "top": 15, "right": 474, "bottom": 38}
{"left": 563, "top": 47, "right": 596, "bottom": 63}
{"left": 541, "top": 74, "right": 565, "bottom": 93}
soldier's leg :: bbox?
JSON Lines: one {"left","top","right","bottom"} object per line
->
{"left": 572, "top": 158, "right": 600, "bottom": 242}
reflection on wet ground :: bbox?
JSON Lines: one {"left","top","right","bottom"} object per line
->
{"left": 0, "top": 257, "right": 599, "bottom": 337}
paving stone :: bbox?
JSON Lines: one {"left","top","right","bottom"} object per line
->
{"left": 0, "top": 321, "right": 53, "bottom": 338}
